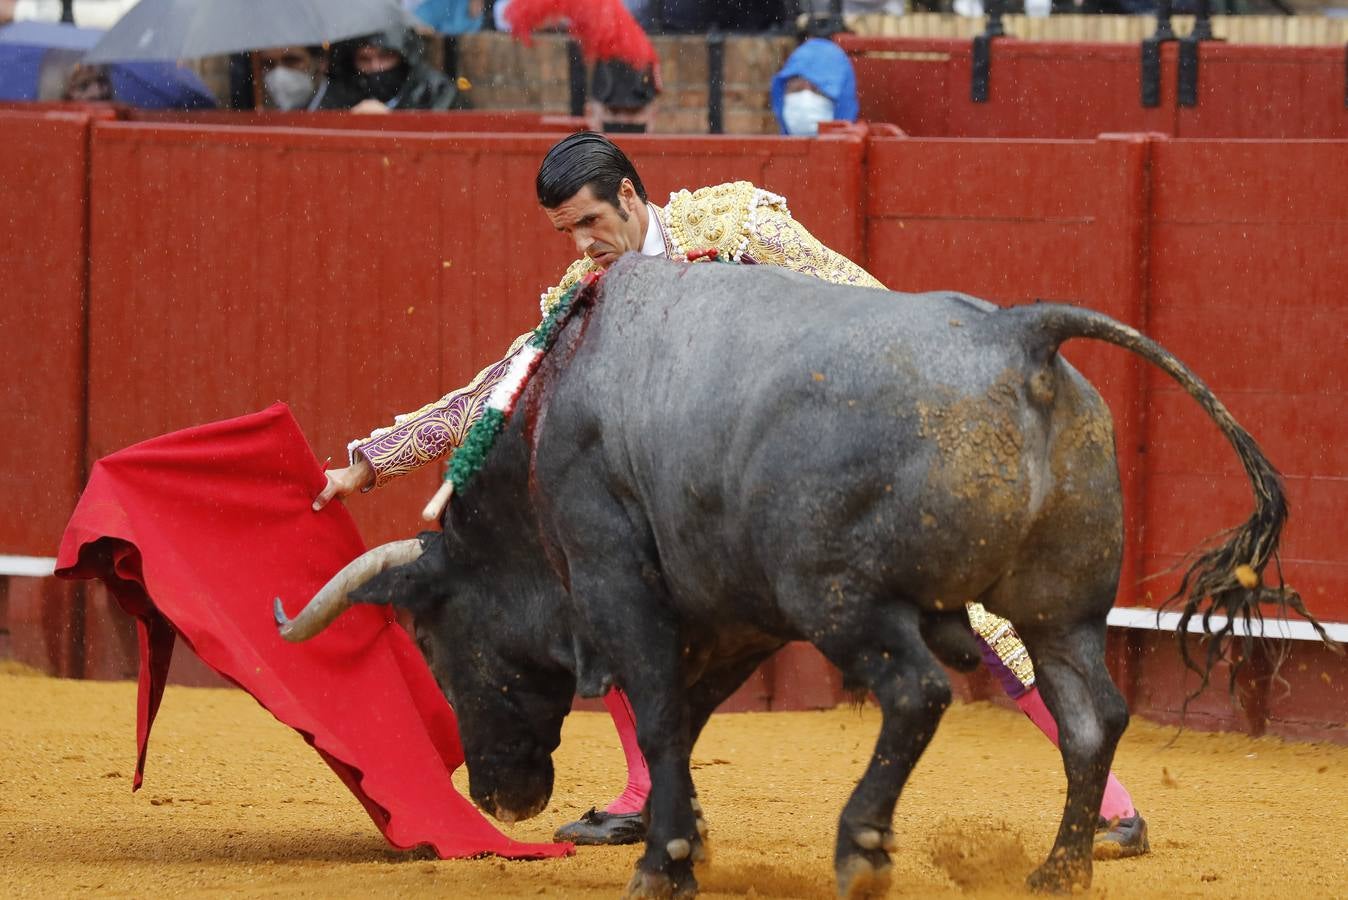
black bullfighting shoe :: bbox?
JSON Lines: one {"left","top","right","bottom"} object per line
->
{"left": 1093, "top": 811, "right": 1150, "bottom": 860}
{"left": 553, "top": 807, "right": 646, "bottom": 845}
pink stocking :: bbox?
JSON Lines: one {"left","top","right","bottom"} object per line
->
{"left": 1015, "top": 687, "right": 1136, "bottom": 821}
{"left": 602, "top": 689, "right": 651, "bottom": 815}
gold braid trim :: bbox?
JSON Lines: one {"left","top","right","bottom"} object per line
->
{"left": 540, "top": 255, "right": 599, "bottom": 317}
{"left": 966, "top": 601, "right": 1037, "bottom": 690}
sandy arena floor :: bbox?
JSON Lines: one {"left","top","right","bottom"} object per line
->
{"left": 1, "top": 666, "right": 1344, "bottom": 899}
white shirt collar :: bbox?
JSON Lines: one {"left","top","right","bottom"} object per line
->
{"left": 640, "top": 203, "right": 666, "bottom": 257}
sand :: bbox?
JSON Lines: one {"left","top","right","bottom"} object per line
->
{"left": 2, "top": 670, "right": 1344, "bottom": 898}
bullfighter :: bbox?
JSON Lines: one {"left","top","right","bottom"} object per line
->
{"left": 312, "top": 131, "right": 1149, "bottom": 858}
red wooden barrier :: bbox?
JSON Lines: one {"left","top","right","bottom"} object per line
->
{"left": 1175, "top": 44, "right": 1348, "bottom": 139}
{"left": 1141, "top": 139, "right": 1348, "bottom": 621}
{"left": 840, "top": 36, "right": 1348, "bottom": 139}
{"left": 127, "top": 108, "right": 591, "bottom": 134}
{"left": 0, "top": 111, "right": 90, "bottom": 557}
{"left": 0, "top": 103, "right": 591, "bottom": 134}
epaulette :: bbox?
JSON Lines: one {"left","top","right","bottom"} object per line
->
{"left": 664, "top": 181, "right": 790, "bottom": 262}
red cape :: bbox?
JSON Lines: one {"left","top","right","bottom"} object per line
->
{"left": 55, "top": 403, "right": 570, "bottom": 861}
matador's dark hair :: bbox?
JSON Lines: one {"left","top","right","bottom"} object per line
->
{"left": 536, "top": 131, "right": 648, "bottom": 210}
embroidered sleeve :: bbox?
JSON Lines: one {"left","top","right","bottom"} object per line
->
{"left": 349, "top": 254, "right": 597, "bottom": 488}
{"left": 349, "top": 332, "right": 532, "bottom": 487}
{"left": 745, "top": 193, "right": 885, "bottom": 290}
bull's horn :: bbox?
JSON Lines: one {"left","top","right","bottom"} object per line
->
{"left": 273, "top": 539, "right": 423, "bottom": 642}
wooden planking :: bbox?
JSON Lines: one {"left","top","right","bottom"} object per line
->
{"left": 0, "top": 112, "right": 90, "bottom": 556}
{"left": 841, "top": 36, "right": 1348, "bottom": 140}
{"left": 1152, "top": 141, "right": 1348, "bottom": 224}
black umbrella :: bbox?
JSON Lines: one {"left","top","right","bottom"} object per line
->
{"left": 84, "top": 0, "right": 418, "bottom": 64}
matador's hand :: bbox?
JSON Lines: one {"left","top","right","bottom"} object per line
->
{"left": 313, "top": 458, "right": 374, "bottom": 511}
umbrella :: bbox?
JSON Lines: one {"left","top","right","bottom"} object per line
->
{"left": 0, "top": 20, "right": 217, "bottom": 108}
{"left": 84, "top": 0, "right": 418, "bottom": 64}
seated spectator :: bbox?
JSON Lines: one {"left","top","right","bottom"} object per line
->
{"left": 321, "top": 27, "right": 463, "bottom": 111}
{"left": 62, "top": 64, "right": 112, "bottom": 102}
{"left": 256, "top": 46, "right": 327, "bottom": 110}
{"left": 588, "top": 59, "right": 660, "bottom": 133}
{"left": 770, "top": 35, "right": 859, "bottom": 136}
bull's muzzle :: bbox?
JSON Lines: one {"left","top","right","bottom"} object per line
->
{"left": 273, "top": 539, "right": 423, "bottom": 642}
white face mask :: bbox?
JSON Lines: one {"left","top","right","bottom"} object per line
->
{"left": 781, "top": 88, "right": 835, "bottom": 136}
{"left": 264, "top": 66, "right": 316, "bottom": 110}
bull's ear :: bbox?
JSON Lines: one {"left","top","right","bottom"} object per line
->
{"left": 572, "top": 633, "right": 615, "bottom": 699}
{"left": 349, "top": 536, "right": 449, "bottom": 613}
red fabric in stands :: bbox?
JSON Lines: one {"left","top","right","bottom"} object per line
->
{"left": 55, "top": 403, "right": 570, "bottom": 861}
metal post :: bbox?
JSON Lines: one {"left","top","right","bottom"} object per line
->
{"left": 442, "top": 36, "right": 458, "bottom": 80}
{"left": 228, "top": 52, "right": 255, "bottom": 110}
{"left": 707, "top": 31, "right": 725, "bottom": 135}
{"left": 971, "top": 0, "right": 1008, "bottom": 103}
{"left": 567, "top": 40, "right": 587, "bottom": 118}
{"left": 829, "top": 0, "right": 846, "bottom": 31}
{"left": 1140, "top": 0, "right": 1176, "bottom": 108}
{"left": 1177, "top": 0, "right": 1212, "bottom": 108}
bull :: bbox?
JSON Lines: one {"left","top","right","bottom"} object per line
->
{"left": 276, "top": 256, "right": 1321, "bottom": 898}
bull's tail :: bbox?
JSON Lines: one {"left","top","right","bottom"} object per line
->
{"left": 1008, "top": 302, "right": 1339, "bottom": 695}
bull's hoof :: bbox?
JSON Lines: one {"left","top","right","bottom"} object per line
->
{"left": 623, "top": 867, "right": 698, "bottom": 900}
{"left": 1026, "top": 855, "right": 1091, "bottom": 894}
{"left": 836, "top": 852, "right": 893, "bottom": 900}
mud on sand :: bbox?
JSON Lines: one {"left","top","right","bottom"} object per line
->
{"left": 1, "top": 670, "right": 1344, "bottom": 898}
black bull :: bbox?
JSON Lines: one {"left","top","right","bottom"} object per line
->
{"left": 277, "top": 256, "right": 1320, "bottom": 898}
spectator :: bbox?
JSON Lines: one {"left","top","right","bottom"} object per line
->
{"left": 588, "top": 59, "right": 660, "bottom": 133}
{"left": 502, "top": 0, "right": 661, "bottom": 131}
{"left": 770, "top": 36, "right": 858, "bottom": 136}
{"left": 321, "top": 27, "right": 462, "bottom": 111}
{"left": 255, "top": 46, "right": 327, "bottom": 111}
{"left": 62, "top": 64, "right": 112, "bottom": 101}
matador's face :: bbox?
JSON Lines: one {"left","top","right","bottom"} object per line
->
{"left": 544, "top": 179, "right": 645, "bottom": 269}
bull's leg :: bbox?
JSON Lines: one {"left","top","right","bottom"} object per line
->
{"left": 1016, "top": 620, "right": 1128, "bottom": 894}
{"left": 567, "top": 567, "right": 701, "bottom": 899}
{"left": 615, "top": 643, "right": 702, "bottom": 899}
{"left": 679, "top": 649, "right": 779, "bottom": 865}
{"left": 810, "top": 604, "right": 951, "bottom": 900}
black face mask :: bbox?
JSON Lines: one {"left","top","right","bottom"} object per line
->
{"left": 357, "top": 66, "right": 407, "bottom": 103}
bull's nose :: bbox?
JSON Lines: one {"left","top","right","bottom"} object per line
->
{"left": 487, "top": 792, "right": 549, "bottom": 825}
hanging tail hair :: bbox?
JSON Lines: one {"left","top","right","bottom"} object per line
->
{"left": 1007, "top": 302, "right": 1340, "bottom": 697}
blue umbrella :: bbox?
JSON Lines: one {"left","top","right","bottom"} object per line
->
{"left": 0, "top": 20, "right": 216, "bottom": 108}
